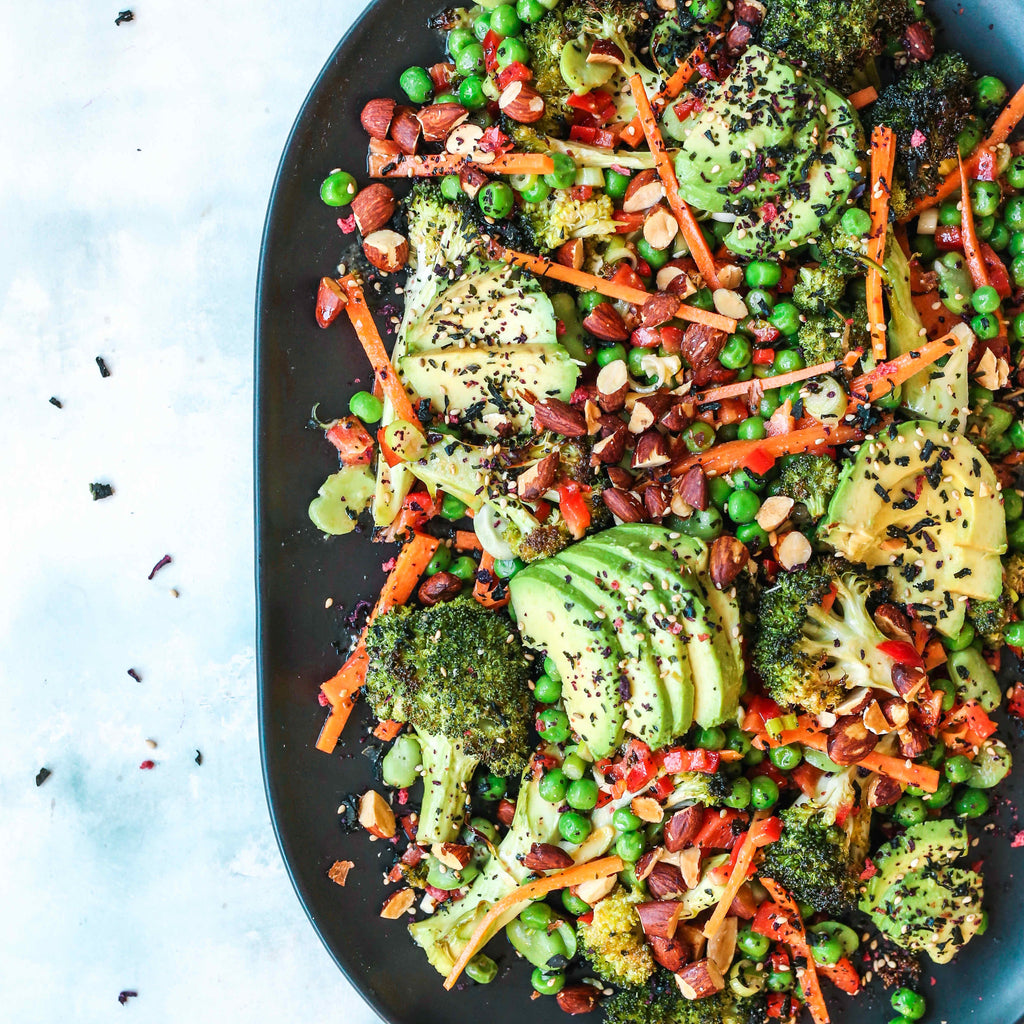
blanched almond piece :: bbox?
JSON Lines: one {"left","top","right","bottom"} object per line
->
{"left": 630, "top": 796, "right": 665, "bottom": 823}
{"left": 777, "top": 530, "right": 812, "bottom": 570}
{"left": 755, "top": 495, "right": 794, "bottom": 532}
{"left": 677, "top": 846, "right": 702, "bottom": 889}
{"left": 574, "top": 873, "right": 617, "bottom": 905}
{"left": 716, "top": 264, "right": 744, "bottom": 289}
{"left": 643, "top": 206, "right": 679, "bottom": 251}
{"left": 712, "top": 288, "right": 748, "bottom": 320}
{"left": 380, "top": 887, "right": 416, "bottom": 919}
{"left": 707, "top": 915, "right": 738, "bottom": 974}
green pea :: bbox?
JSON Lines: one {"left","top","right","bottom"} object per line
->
{"left": 440, "top": 173, "right": 463, "bottom": 201}
{"left": 736, "top": 521, "right": 769, "bottom": 551}
{"left": 974, "top": 284, "right": 1003, "bottom": 316}
{"left": 744, "top": 744, "right": 765, "bottom": 767}
{"left": 720, "top": 333, "right": 753, "bottom": 369}
{"left": 320, "top": 170, "right": 358, "bottom": 206}
{"left": 892, "top": 795, "right": 927, "bottom": 827}
{"left": 542, "top": 656, "right": 560, "bottom": 680}
{"left": 534, "top": 673, "right": 561, "bottom": 703}
{"left": 426, "top": 546, "right": 453, "bottom": 576}
{"left": 479, "top": 181, "right": 515, "bottom": 219}
{"left": 531, "top": 969, "right": 565, "bottom": 995}
{"left": 381, "top": 733, "right": 422, "bottom": 789}
{"left": 1011, "top": 518, "right": 1024, "bottom": 551}
{"left": 562, "top": 752, "right": 587, "bottom": 781}
{"left": 745, "top": 260, "right": 782, "bottom": 288}
{"left": 1008, "top": 156, "right": 1024, "bottom": 190}
{"left": 955, "top": 786, "right": 990, "bottom": 818}
{"left": 891, "top": 987, "right": 927, "bottom": 1020}
{"left": 924, "top": 779, "right": 954, "bottom": 809}
{"left": 685, "top": 0, "right": 724, "bottom": 23}
{"left": 1011, "top": 254, "right": 1024, "bottom": 289}
{"left": 473, "top": 11, "right": 492, "bottom": 38}
{"left": 717, "top": 423, "right": 739, "bottom": 443}
{"left": 914, "top": 233, "right": 939, "bottom": 261}
{"left": 348, "top": 389, "right": 383, "bottom": 424}
{"left": 751, "top": 775, "right": 779, "bottom": 809}
{"left": 938, "top": 200, "right": 962, "bottom": 226}
{"left": 971, "top": 312, "right": 1000, "bottom": 340}
{"left": 737, "top": 416, "right": 766, "bottom": 441}
{"left": 677, "top": 506, "right": 724, "bottom": 541}
{"left": 399, "top": 66, "right": 434, "bottom": 104}
{"left": 440, "top": 494, "right": 468, "bottom": 522}
{"left": 725, "top": 777, "right": 752, "bottom": 809}
{"left": 745, "top": 288, "right": 774, "bottom": 316}
{"left": 558, "top": 810, "right": 591, "bottom": 844}
{"left": 772, "top": 347, "right": 805, "bottom": 374}
{"left": 596, "top": 345, "right": 626, "bottom": 368}
{"left": 490, "top": 3, "right": 522, "bottom": 35}
{"left": 466, "top": 954, "right": 498, "bottom": 984}
{"left": 770, "top": 301, "right": 802, "bottom": 336}
{"left": 974, "top": 75, "right": 1008, "bottom": 111}
{"left": 890, "top": 1018, "right": 916, "bottom": 1024}
{"left": 615, "top": 830, "right": 645, "bottom": 861}
{"left": 1006, "top": 196, "right": 1024, "bottom": 232}
{"left": 1009, "top": 423, "right": 1024, "bottom": 452}
{"left": 435, "top": 91, "right": 458, "bottom": 104}
{"left": 543, "top": 152, "right": 576, "bottom": 189}
{"left": 729, "top": 469, "right": 768, "bottom": 491}
{"left": 1006, "top": 620, "right": 1024, "bottom": 645}
{"left": 426, "top": 856, "right": 478, "bottom": 889}
{"left": 477, "top": 773, "right": 507, "bottom": 800}
{"left": 539, "top": 768, "right": 568, "bottom": 801}
{"left": 970, "top": 180, "right": 1002, "bottom": 218}
{"left": 695, "top": 726, "right": 726, "bottom": 750}
{"left": 809, "top": 932, "right": 844, "bottom": 966}
{"left": 627, "top": 345, "right": 655, "bottom": 383}
{"left": 636, "top": 238, "right": 670, "bottom": 269}
{"left": 737, "top": 928, "right": 771, "bottom": 960}
{"left": 493, "top": 556, "right": 524, "bottom": 579}
{"left": 841, "top": 207, "right": 872, "bottom": 235}
{"left": 812, "top": 920, "right": 860, "bottom": 954}
{"left": 521, "top": 176, "right": 551, "bottom": 203}
{"left": 976, "top": 214, "right": 996, "bottom": 240}
{"left": 516, "top": 0, "right": 547, "bottom": 23}
{"left": 726, "top": 488, "right": 760, "bottom": 525}
{"left": 606, "top": 169, "right": 631, "bottom": 200}
{"left": 931, "top": 677, "right": 956, "bottom": 713}
{"left": 496, "top": 36, "right": 530, "bottom": 67}
{"left": 945, "top": 754, "right": 973, "bottom": 784}
{"left": 769, "top": 743, "right": 803, "bottom": 771}
{"left": 566, "top": 778, "right": 599, "bottom": 811}
{"left": 759, "top": 388, "right": 781, "bottom": 417}
{"left": 563, "top": 889, "right": 590, "bottom": 915}
{"left": 708, "top": 476, "right": 732, "bottom": 510}
{"left": 767, "top": 969, "right": 794, "bottom": 992}
{"left": 957, "top": 119, "right": 984, "bottom": 158}
{"left": 537, "top": 708, "right": 571, "bottom": 744}
{"left": 458, "top": 74, "right": 487, "bottom": 110}
{"left": 456, "top": 43, "right": 486, "bottom": 75}
{"left": 613, "top": 807, "right": 642, "bottom": 832}
{"left": 578, "top": 289, "right": 603, "bottom": 314}
{"left": 689, "top": 286, "right": 714, "bottom": 311}
{"left": 683, "top": 421, "right": 716, "bottom": 454}
{"left": 447, "top": 27, "right": 475, "bottom": 56}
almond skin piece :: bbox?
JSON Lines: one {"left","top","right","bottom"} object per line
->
{"left": 362, "top": 229, "right": 409, "bottom": 273}
{"left": 650, "top": 934, "right": 693, "bottom": 974}
{"left": 603, "top": 487, "right": 647, "bottom": 523}
{"left": 517, "top": 453, "right": 559, "bottom": 500}
{"left": 350, "top": 183, "right": 396, "bottom": 235}
{"left": 556, "top": 986, "right": 599, "bottom": 1015}
{"left": 360, "top": 97, "right": 396, "bottom": 139}
{"left": 533, "top": 397, "right": 587, "bottom": 437}
{"left": 315, "top": 277, "right": 347, "bottom": 328}
{"left": 676, "top": 465, "right": 709, "bottom": 511}
{"left": 709, "top": 535, "right": 749, "bottom": 590}
{"left": 389, "top": 107, "right": 422, "bottom": 154}
{"left": 632, "top": 430, "right": 670, "bottom": 470}
{"left": 583, "top": 302, "right": 629, "bottom": 342}
{"left": 498, "top": 81, "right": 546, "bottom": 123}
{"left": 458, "top": 164, "right": 489, "bottom": 199}
{"left": 592, "top": 429, "right": 627, "bottom": 465}
{"left": 646, "top": 861, "right": 686, "bottom": 899}
{"left": 640, "top": 291, "right": 680, "bottom": 329}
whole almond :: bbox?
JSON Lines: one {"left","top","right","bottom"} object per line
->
{"left": 622, "top": 169, "right": 665, "bottom": 213}
{"left": 640, "top": 291, "right": 680, "bottom": 329}
{"left": 389, "top": 107, "right": 422, "bottom": 155}
{"left": 681, "top": 322, "right": 727, "bottom": 373}
{"left": 556, "top": 985, "right": 599, "bottom": 1015}
{"left": 606, "top": 466, "right": 634, "bottom": 490}
{"left": 676, "top": 465, "right": 708, "bottom": 511}
{"left": 523, "top": 842, "right": 575, "bottom": 871}
{"left": 498, "top": 81, "right": 546, "bottom": 124}
{"left": 360, "top": 97, "right": 396, "bottom": 139}
{"left": 417, "top": 571, "right": 463, "bottom": 605}
{"left": 416, "top": 102, "right": 469, "bottom": 142}
{"left": 709, "top": 535, "right": 749, "bottom": 589}
{"left": 584, "top": 302, "right": 629, "bottom": 342}
{"left": 351, "top": 183, "right": 396, "bottom": 235}
{"left": 363, "top": 229, "right": 409, "bottom": 273}
{"left": 603, "top": 487, "right": 646, "bottom": 523}
{"left": 534, "top": 398, "right": 587, "bottom": 437}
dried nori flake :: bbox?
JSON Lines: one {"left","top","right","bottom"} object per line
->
{"left": 147, "top": 554, "right": 172, "bottom": 580}
{"left": 118, "top": 990, "right": 138, "bottom": 1005}
{"left": 127, "top": 668, "right": 142, "bottom": 682}
{"left": 35, "top": 767, "right": 52, "bottom": 787}
{"left": 194, "top": 750, "right": 202, "bottom": 765}
{"left": 337, "top": 793, "right": 362, "bottom": 832}
{"left": 49, "top": 396, "right": 63, "bottom": 408}
{"left": 90, "top": 482, "right": 114, "bottom": 501}
{"left": 96, "top": 356, "right": 111, "bottom": 377}
{"left": 114, "top": 10, "right": 134, "bottom": 25}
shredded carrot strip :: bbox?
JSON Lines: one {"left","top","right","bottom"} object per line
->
{"left": 340, "top": 277, "right": 421, "bottom": 430}
{"left": 904, "top": 80, "right": 1024, "bottom": 219}
{"left": 620, "top": 39, "right": 707, "bottom": 146}
{"left": 704, "top": 809, "right": 769, "bottom": 939}
{"left": 847, "top": 331, "right": 959, "bottom": 404}
{"left": 694, "top": 359, "right": 839, "bottom": 405}
{"left": 759, "top": 879, "right": 830, "bottom": 1024}
{"left": 316, "top": 696, "right": 355, "bottom": 753}
{"left": 372, "top": 719, "right": 404, "bottom": 741}
{"left": 443, "top": 856, "right": 624, "bottom": 990}
{"left": 848, "top": 86, "right": 878, "bottom": 109}
{"left": 630, "top": 75, "right": 720, "bottom": 290}
{"left": 866, "top": 125, "right": 897, "bottom": 361}
{"left": 959, "top": 156, "right": 991, "bottom": 290}
{"left": 473, "top": 551, "right": 510, "bottom": 610}
{"left": 454, "top": 530, "right": 482, "bottom": 553}
{"left": 494, "top": 246, "right": 736, "bottom": 332}
{"left": 671, "top": 422, "right": 863, "bottom": 477}
{"left": 369, "top": 151, "right": 554, "bottom": 178}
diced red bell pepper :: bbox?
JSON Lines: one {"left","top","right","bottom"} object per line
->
{"left": 976, "top": 146, "right": 997, "bottom": 182}
{"left": 577, "top": 911, "right": 594, "bottom": 926}
{"left": 326, "top": 416, "right": 375, "bottom": 465}
{"left": 622, "top": 739, "right": 657, "bottom": 792}
{"left": 610, "top": 263, "right": 646, "bottom": 292}
{"left": 386, "top": 491, "right": 437, "bottom": 538}
{"left": 749, "top": 815, "right": 783, "bottom": 847}
{"left": 694, "top": 808, "right": 747, "bottom": 851}
{"left": 613, "top": 210, "right": 646, "bottom": 233}
{"left": 745, "top": 694, "right": 783, "bottom": 730}
{"left": 569, "top": 124, "right": 620, "bottom": 148}
{"left": 649, "top": 775, "right": 675, "bottom": 801}
{"left": 481, "top": 30, "right": 501, "bottom": 72}
{"left": 749, "top": 321, "right": 781, "bottom": 345}
{"left": 935, "top": 224, "right": 963, "bottom": 252}
{"left": 558, "top": 481, "right": 591, "bottom": 539}
{"left": 566, "top": 88, "right": 617, "bottom": 125}
{"left": 743, "top": 447, "right": 777, "bottom": 477}
{"left": 819, "top": 956, "right": 861, "bottom": 995}
{"left": 496, "top": 61, "right": 532, "bottom": 90}
{"left": 942, "top": 700, "right": 998, "bottom": 744}
{"left": 752, "top": 347, "right": 776, "bottom": 365}
{"left": 752, "top": 900, "right": 785, "bottom": 939}
{"left": 766, "top": 993, "right": 791, "bottom": 1019}
{"left": 569, "top": 185, "right": 594, "bottom": 201}
{"left": 659, "top": 747, "right": 721, "bottom": 775}
{"left": 790, "top": 762, "right": 823, "bottom": 799}
{"left": 594, "top": 788, "right": 615, "bottom": 809}
{"left": 877, "top": 639, "right": 925, "bottom": 669}
{"left": 935, "top": 229, "right": 1012, "bottom": 297}
{"left": 672, "top": 96, "right": 703, "bottom": 121}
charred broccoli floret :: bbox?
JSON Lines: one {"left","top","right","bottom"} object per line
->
{"left": 796, "top": 312, "right": 850, "bottom": 366}
{"left": 754, "top": 556, "right": 895, "bottom": 713}
{"left": 869, "top": 52, "right": 977, "bottom": 218}
{"left": 665, "top": 769, "right": 732, "bottom": 809}
{"left": 968, "top": 593, "right": 1015, "bottom": 644}
{"left": 577, "top": 887, "right": 655, "bottom": 986}
{"left": 768, "top": 454, "right": 841, "bottom": 520}
{"left": 793, "top": 264, "right": 850, "bottom": 314}
{"left": 364, "top": 597, "right": 532, "bottom": 843}
{"left": 760, "top": 768, "right": 869, "bottom": 914}
{"left": 522, "top": 190, "right": 619, "bottom": 251}
{"left": 604, "top": 975, "right": 768, "bottom": 1024}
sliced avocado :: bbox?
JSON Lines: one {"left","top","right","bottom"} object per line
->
{"left": 509, "top": 563, "right": 628, "bottom": 757}
{"left": 553, "top": 546, "right": 675, "bottom": 750}
{"left": 398, "top": 342, "right": 578, "bottom": 433}
{"left": 819, "top": 420, "right": 1007, "bottom": 635}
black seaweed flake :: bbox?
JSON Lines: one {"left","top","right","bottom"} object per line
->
{"left": 96, "top": 356, "right": 111, "bottom": 377}
{"left": 147, "top": 554, "right": 172, "bottom": 580}
{"left": 89, "top": 482, "right": 114, "bottom": 500}
{"left": 114, "top": 10, "right": 134, "bottom": 25}
{"left": 194, "top": 750, "right": 203, "bottom": 766}
{"left": 118, "top": 990, "right": 137, "bottom": 1005}
{"left": 35, "top": 767, "right": 51, "bottom": 787}
{"left": 127, "top": 668, "right": 142, "bottom": 682}
{"left": 49, "top": 396, "right": 62, "bottom": 408}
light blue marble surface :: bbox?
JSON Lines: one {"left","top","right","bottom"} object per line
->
{"left": 0, "top": 2, "right": 378, "bottom": 1020}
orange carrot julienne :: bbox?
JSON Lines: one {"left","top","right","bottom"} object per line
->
{"left": 494, "top": 246, "right": 738, "bottom": 332}
{"left": 867, "top": 125, "right": 897, "bottom": 361}
{"left": 694, "top": 359, "right": 839, "bottom": 405}
{"left": 848, "top": 85, "right": 878, "bottom": 109}
{"left": 904, "top": 80, "right": 1024, "bottom": 219}
{"left": 959, "top": 156, "right": 991, "bottom": 289}
{"left": 454, "top": 530, "right": 482, "bottom": 553}
{"left": 848, "top": 331, "right": 959, "bottom": 403}
{"left": 368, "top": 151, "right": 554, "bottom": 178}
{"left": 372, "top": 719, "right": 403, "bottom": 741}
{"left": 316, "top": 696, "right": 355, "bottom": 753}
{"left": 473, "top": 551, "right": 510, "bottom": 609}
{"left": 670, "top": 422, "right": 864, "bottom": 477}
{"left": 630, "top": 75, "right": 720, "bottom": 290}
{"left": 340, "top": 277, "right": 421, "bottom": 431}
{"left": 620, "top": 39, "right": 707, "bottom": 147}
{"left": 443, "top": 856, "right": 624, "bottom": 990}
{"left": 704, "top": 809, "right": 769, "bottom": 939}
{"left": 759, "top": 879, "right": 830, "bottom": 1024}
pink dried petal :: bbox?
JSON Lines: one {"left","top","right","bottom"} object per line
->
{"left": 337, "top": 214, "right": 357, "bottom": 234}
{"left": 910, "top": 129, "right": 927, "bottom": 148}
{"left": 139, "top": 760, "right": 155, "bottom": 770}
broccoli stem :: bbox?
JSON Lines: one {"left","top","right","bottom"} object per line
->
{"left": 416, "top": 730, "right": 478, "bottom": 845}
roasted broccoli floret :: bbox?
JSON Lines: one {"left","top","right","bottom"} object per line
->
{"left": 793, "top": 263, "right": 850, "bottom": 314}
{"left": 665, "top": 769, "right": 731, "bottom": 809}
{"left": 968, "top": 593, "right": 1014, "bottom": 644}
{"left": 577, "top": 887, "right": 655, "bottom": 986}
{"left": 796, "top": 312, "right": 849, "bottom": 366}
{"left": 754, "top": 556, "right": 895, "bottom": 713}
{"left": 604, "top": 976, "right": 768, "bottom": 1024}
{"left": 1005, "top": 553, "right": 1024, "bottom": 599}
{"left": 759, "top": 0, "right": 912, "bottom": 90}
{"left": 364, "top": 597, "right": 532, "bottom": 843}
{"left": 760, "top": 768, "right": 869, "bottom": 914}
{"left": 870, "top": 52, "right": 977, "bottom": 218}
{"left": 522, "top": 190, "right": 619, "bottom": 251}
{"left": 768, "top": 454, "right": 841, "bottom": 520}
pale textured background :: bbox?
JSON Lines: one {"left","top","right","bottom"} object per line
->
{"left": 0, "top": 2, "right": 378, "bottom": 1020}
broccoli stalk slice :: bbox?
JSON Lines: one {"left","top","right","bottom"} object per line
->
{"left": 415, "top": 730, "right": 478, "bottom": 846}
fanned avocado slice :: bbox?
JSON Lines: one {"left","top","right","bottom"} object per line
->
{"left": 510, "top": 563, "right": 628, "bottom": 758}
{"left": 819, "top": 420, "right": 1006, "bottom": 635}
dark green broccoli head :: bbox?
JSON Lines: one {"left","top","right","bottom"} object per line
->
{"left": 793, "top": 264, "right": 850, "bottom": 315}
{"left": 796, "top": 312, "right": 849, "bottom": 366}
{"left": 754, "top": 556, "right": 893, "bottom": 713}
{"left": 363, "top": 597, "right": 533, "bottom": 775}
{"left": 604, "top": 977, "right": 768, "bottom": 1024}
{"left": 870, "top": 52, "right": 977, "bottom": 214}
{"left": 769, "top": 454, "right": 841, "bottom": 519}
{"left": 760, "top": 801, "right": 858, "bottom": 914}
{"left": 968, "top": 592, "right": 1014, "bottom": 643}
{"left": 577, "top": 887, "right": 655, "bottom": 986}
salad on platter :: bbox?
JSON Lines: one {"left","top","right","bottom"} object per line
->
{"left": 304, "top": 0, "right": 1024, "bottom": 1019}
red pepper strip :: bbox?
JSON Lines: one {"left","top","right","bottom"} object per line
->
{"left": 818, "top": 956, "right": 861, "bottom": 995}
{"left": 558, "top": 481, "right": 590, "bottom": 539}
{"left": 496, "top": 61, "right": 532, "bottom": 89}
{"left": 481, "top": 30, "right": 501, "bottom": 72}
{"left": 877, "top": 639, "right": 925, "bottom": 669}
{"left": 566, "top": 88, "right": 616, "bottom": 125}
